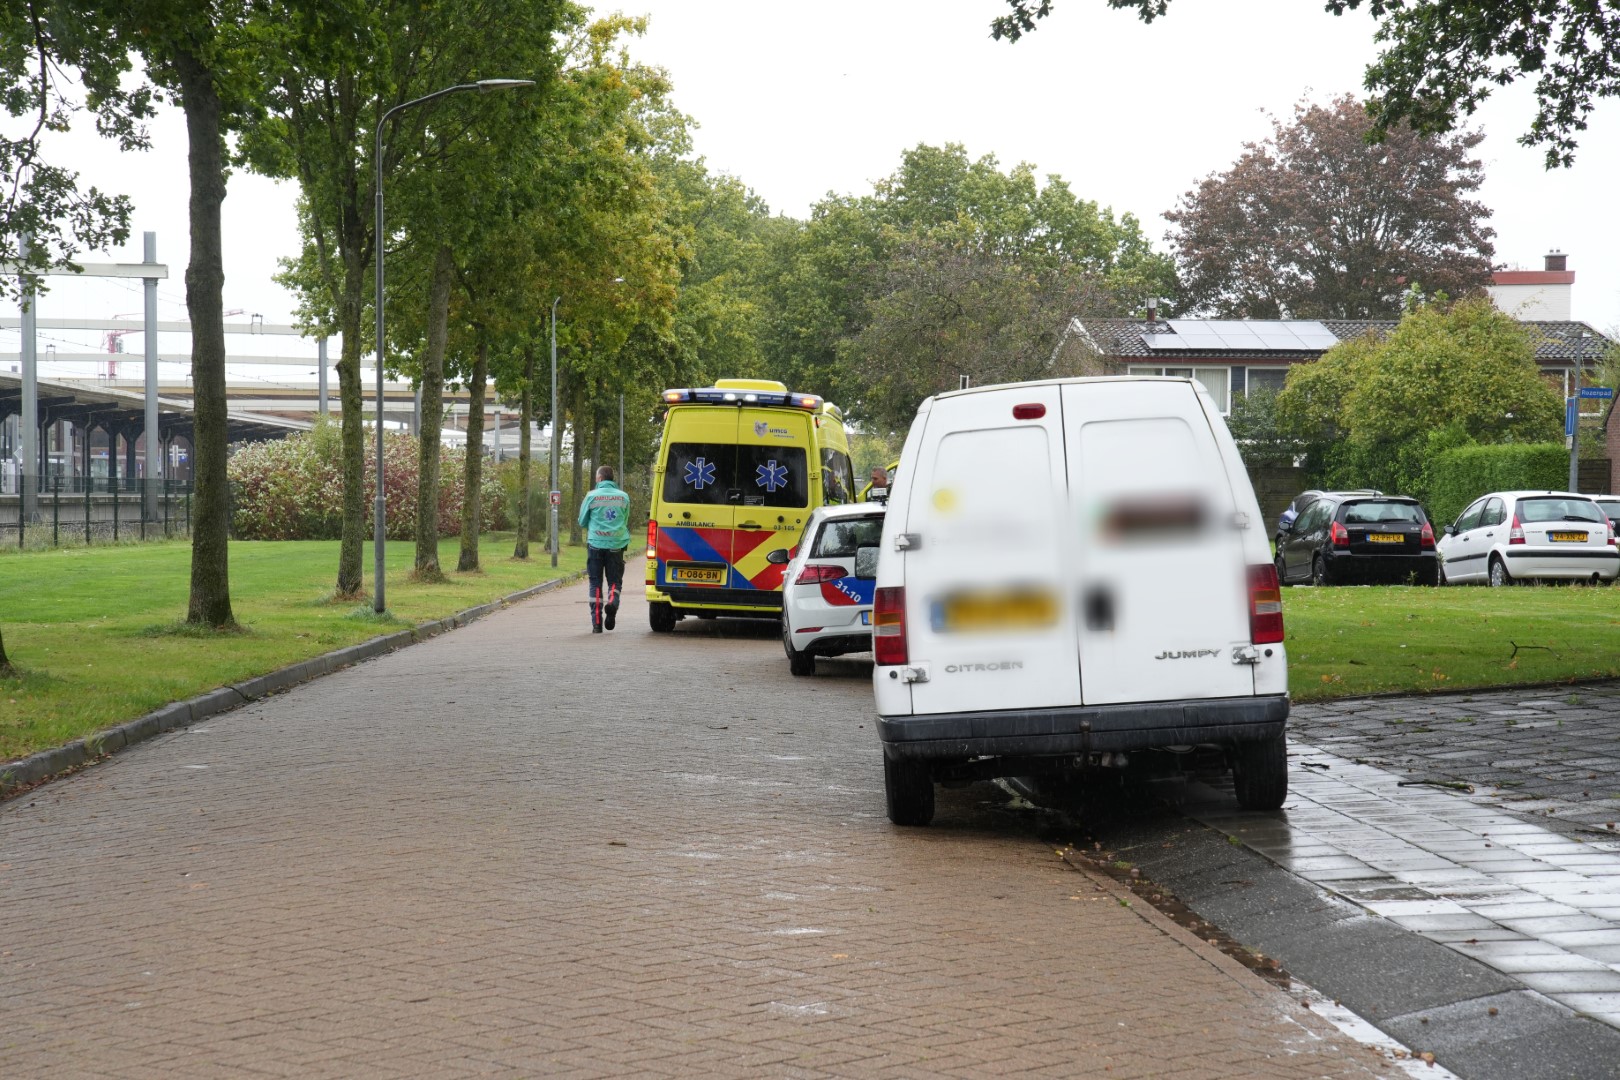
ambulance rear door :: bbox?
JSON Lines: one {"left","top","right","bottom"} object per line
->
{"left": 732, "top": 407, "right": 816, "bottom": 593}
{"left": 654, "top": 406, "right": 738, "bottom": 593}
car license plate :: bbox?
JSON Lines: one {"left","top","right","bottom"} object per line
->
{"left": 933, "top": 589, "right": 1059, "bottom": 633}
{"left": 1549, "top": 532, "right": 1588, "bottom": 542}
{"left": 671, "top": 566, "right": 725, "bottom": 584}
{"left": 1367, "top": 533, "right": 1403, "bottom": 544}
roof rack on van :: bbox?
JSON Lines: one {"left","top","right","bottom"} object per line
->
{"left": 661, "top": 382, "right": 824, "bottom": 411}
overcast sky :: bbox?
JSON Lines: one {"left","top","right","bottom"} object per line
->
{"left": 9, "top": 0, "right": 1619, "bottom": 385}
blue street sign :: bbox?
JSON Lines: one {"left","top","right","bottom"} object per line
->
{"left": 1578, "top": 386, "right": 1614, "bottom": 399}
{"left": 1566, "top": 398, "right": 1578, "bottom": 437}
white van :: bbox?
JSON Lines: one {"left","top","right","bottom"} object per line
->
{"left": 871, "top": 377, "right": 1288, "bottom": 825}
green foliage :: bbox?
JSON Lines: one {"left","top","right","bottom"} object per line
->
{"left": 1425, "top": 443, "right": 1572, "bottom": 526}
{"left": 1276, "top": 298, "right": 1563, "bottom": 503}
{"left": 991, "top": 1, "right": 1620, "bottom": 167}
{"left": 227, "top": 424, "right": 505, "bottom": 541}
{"left": 1224, "top": 387, "right": 1304, "bottom": 468}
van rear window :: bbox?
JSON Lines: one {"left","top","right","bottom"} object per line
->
{"left": 739, "top": 445, "right": 808, "bottom": 507}
{"left": 662, "top": 443, "right": 736, "bottom": 506}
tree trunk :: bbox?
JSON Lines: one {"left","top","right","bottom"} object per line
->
{"left": 514, "top": 343, "right": 535, "bottom": 559}
{"left": 457, "top": 333, "right": 488, "bottom": 572}
{"left": 175, "top": 48, "right": 235, "bottom": 629}
{"left": 0, "top": 625, "right": 11, "bottom": 674}
{"left": 335, "top": 259, "right": 366, "bottom": 597}
{"left": 414, "top": 244, "right": 454, "bottom": 579}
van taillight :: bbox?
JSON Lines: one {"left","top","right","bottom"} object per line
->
{"left": 1247, "top": 564, "right": 1284, "bottom": 645}
{"left": 1419, "top": 523, "right": 1435, "bottom": 549}
{"left": 646, "top": 520, "right": 658, "bottom": 559}
{"left": 1330, "top": 521, "right": 1349, "bottom": 548}
{"left": 873, "top": 587, "right": 908, "bottom": 666}
{"left": 1508, "top": 515, "right": 1525, "bottom": 544}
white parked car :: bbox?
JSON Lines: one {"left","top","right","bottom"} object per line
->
{"left": 769, "top": 503, "right": 886, "bottom": 676}
{"left": 1437, "top": 491, "right": 1619, "bottom": 586}
{"left": 871, "top": 376, "right": 1289, "bottom": 826}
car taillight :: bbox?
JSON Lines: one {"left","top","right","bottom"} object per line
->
{"left": 646, "top": 520, "right": 659, "bottom": 560}
{"left": 795, "top": 564, "right": 844, "bottom": 585}
{"left": 1508, "top": 515, "right": 1525, "bottom": 545}
{"left": 1330, "top": 521, "right": 1349, "bottom": 548}
{"left": 873, "top": 587, "right": 908, "bottom": 666}
{"left": 1609, "top": 522, "right": 1617, "bottom": 547}
{"left": 1247, "top": 564, "right": 1284, "bottom": 645}
{"left": 1419, "top": 522, "right": 1435, "bottom": 549}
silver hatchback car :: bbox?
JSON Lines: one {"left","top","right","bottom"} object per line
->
{"left": 1437, "top": 491, "right": 1620, "bottom": 585}
{"left": 767, "top": 503, "right": 885, "bottom": 675}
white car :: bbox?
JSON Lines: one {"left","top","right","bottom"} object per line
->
{"left": 1437, "top": 491, "right": 1619, "bottom": 586}
{"left": 769, "top": 503, "right": 886, "bottom": 676}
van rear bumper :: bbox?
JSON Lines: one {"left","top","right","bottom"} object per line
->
{"left": 877, "top": 694, "right": 1288, "bottom": 760}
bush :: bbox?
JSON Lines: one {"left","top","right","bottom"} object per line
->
{"left": 1425, "top": 442, "right": 1569, "bottom": 527}
{"left": 228, "top": 419, "right": 507, "bottom": 540}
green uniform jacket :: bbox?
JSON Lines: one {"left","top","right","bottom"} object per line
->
{"left": 578, "top": 479, "right": 631, "bottom": 550}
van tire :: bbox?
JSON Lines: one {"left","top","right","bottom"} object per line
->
{"left": 649, "top": 602, "right": 677, "bottom": 633}
{"left": 884, "top": 756, "right": 934, "bottom": 826}
{"left": 1232, "top": 737, "right": 1288, "bottom": 811}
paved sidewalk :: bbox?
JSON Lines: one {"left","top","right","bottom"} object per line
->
{"left": 2, "top": 586, "right": 1391, "bottom": 1078}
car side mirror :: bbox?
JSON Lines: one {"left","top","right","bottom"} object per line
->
{"left": 1443, "top": 525, "right": 1455, "bottom": 536}
{"left": 854, "top": 545, "right": 880, "bottom": 580}
{"left": 1279, "top": 520, "right": 1294, "bottom": 534}
{"left": 765, "top": 547, "right": 791, "bottom": 565}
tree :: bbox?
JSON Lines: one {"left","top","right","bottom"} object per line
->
{"left": 1275, "top": 296, "right": 1562, "bottom": 496}
{"left": 1166, "top": 95, "right": 1494, "bottom": 320}
{"left": 990, "top": 1, "right": 1620, "bottom": 167}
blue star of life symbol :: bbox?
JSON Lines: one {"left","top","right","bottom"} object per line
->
{"left": 756, "top": 459, "right": 788, "bottom": 492}
{"left": 684, "top": 456, "right": 716, "bottom": 490}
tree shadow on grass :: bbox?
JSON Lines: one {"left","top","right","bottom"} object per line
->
{"left": 136, "top": 620, "right": 252, "bottom": 639}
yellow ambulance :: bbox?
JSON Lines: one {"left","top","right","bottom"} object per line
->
{"left": 645, "top": 379, "right": 855, "bottom": 631}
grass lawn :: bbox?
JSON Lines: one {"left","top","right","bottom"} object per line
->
{"left": 1283, "top": 583, "right": 1620, "bottom": 701}
{"left": 0, "top": 535, "right": 588, "bottom": 761}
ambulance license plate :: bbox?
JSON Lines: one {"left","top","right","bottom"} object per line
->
{"left": 1368, "top": 533, "right": 1403, "bottom": 544}
{"left": 1550, "top": 532, "right": 1587, "bottom": 542}
{"left": 933, "top": 590, "right": 1059, "bottom": 633}
{"left": 672, "top": 566, "right": 725, "bottom": 584}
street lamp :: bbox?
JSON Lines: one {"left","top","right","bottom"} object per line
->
{"left": 373, "top": 77, "right": 534, "bottom": 612}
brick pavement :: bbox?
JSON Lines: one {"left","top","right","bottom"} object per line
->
{"left": 2, "top": 585, "right": 1394, "bottom": 1078}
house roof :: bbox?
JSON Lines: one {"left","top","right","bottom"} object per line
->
{"left": 1074, "top": 318, "right": 1614, "bottom": 364}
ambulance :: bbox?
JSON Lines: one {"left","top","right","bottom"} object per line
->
{"left": 646, "top": 379, "right": 855, "bottom": 631}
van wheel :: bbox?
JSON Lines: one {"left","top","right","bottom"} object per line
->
{"left": 884, "top": 756, "right": 935, "bottom": 826}
{"left": 1232, "top": 737, "right": 1288, "bottom": 811}
{"left": 1488, "top": 556, "right": 1514, "bottom": 588}
{"left": 1311, "top": 556, "right": 1332, "bottom": 587}
{"left": 649, "top": 602, "right": 677, "bottom": 633}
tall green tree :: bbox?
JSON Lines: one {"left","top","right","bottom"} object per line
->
{"left": 1166, "top": 95, "right": 1495, "bottom": 320}
{"left": 991, "top": 1, "right": 1620, "bottom": 167}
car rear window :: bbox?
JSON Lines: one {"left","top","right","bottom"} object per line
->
{"left": 1518, "top": 497, "right": 1605, "bottom": 524}
{"left": 1340, "top": 500, "right": 1423, "bottom": 525}
{"left": 812, "top": 516, "right": 884, "bottom": 557}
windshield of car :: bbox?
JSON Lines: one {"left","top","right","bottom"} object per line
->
{"left": 1340, "top": 500, "right": 1423, "bottom": 525}
{"left": 812, "top": 516, "right": 885, "bottom": 557}
{"left": 1517, "top": 497, "right": 1606, "bottom": 524}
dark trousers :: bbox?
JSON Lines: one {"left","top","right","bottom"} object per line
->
{"left": 587, "top": 546, "right": 626, "bottom": 628}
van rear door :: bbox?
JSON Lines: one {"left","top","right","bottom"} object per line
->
{"left": 1060, "top": 381, "right": 1255, "bottom": 705}
{"left": 655, "top": 407, "right": 739, "bottom": 591}
{"left": 902, "top": 384, "right": 1081, "bottom": 716}
{"left": 733, "top": 407, "right": 815, "bottom": 592}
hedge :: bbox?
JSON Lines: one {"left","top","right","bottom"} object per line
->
{"left": 1425, "top": 442, "right": 1568, "bottom": 527}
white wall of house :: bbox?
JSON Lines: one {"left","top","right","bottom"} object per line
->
{"left": 1488, "top": 282, "right": 1573, "bottom": 320}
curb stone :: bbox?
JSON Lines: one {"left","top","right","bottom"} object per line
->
{"left": 0, "top": 572, "right": 580, "bottom": 798}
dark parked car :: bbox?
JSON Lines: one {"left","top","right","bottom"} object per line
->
{"left": 1275, "top": 493, "right": 1438, "bottom": 586}
{"left": 1274, "top": 488, "right": 1382, "bottom": 548}
{"left": 1596, "top": 496, "right": 1620, "bottom": 533}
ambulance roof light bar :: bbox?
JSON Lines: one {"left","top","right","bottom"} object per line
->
{"left": 660, "top": 386, "right": 824, "bottom": 411}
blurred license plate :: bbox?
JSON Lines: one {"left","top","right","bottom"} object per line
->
{"left": 672, "top": 566, "right": 725, "bottom": 583}
{"left": 1550, "top": 532, "right": 1588, "bottom": 542}
{"left": 1368, "top": 533, "right": 1403, "bottom": 544}
{"left": 933, "top": 590, "right": 1059, "bottom": 633}
{"left": 859, "top": 610, "right": 871, "bottom": 626}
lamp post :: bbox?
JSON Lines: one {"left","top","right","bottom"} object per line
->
{"left": 373, "top": 78, "right": 533, "bottom": 612}
{"left": 548, "top": 295, "right": 561, "bottom": 567}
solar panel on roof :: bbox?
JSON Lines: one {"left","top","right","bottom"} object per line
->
{"left": 1216, "top": 332, "right": 1264, "bottom": 350}
{"left": 1142, "top": 335, "right": 1189, "bottom": 350}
